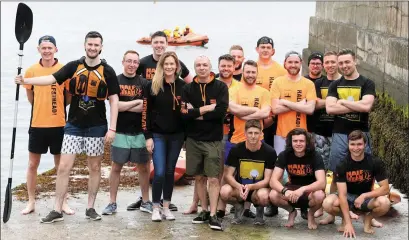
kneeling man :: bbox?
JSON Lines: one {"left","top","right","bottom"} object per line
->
{"left": 220, "top": 120, "right": 277, "bottom": 226}
{"left": 322, "top": 130, "right": 391, "bottom": 237}
{"left": 269, "top": 128, "right": 326, "bottom": 229}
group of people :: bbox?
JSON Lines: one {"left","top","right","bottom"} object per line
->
{"left": 15, "top": 30, "right": 393, "bottom": 237}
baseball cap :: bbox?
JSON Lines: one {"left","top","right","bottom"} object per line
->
{"left": 257, "top": 36, "right": 274, "bottom": 48}
{"left": 38, "top": 35, "right": 56, "bottom": 47}
{"left": 284, "top": 51, "right": 302, "bottom": 62}
{"left": 308, "top": 52, "right": 323, "bottom": 65}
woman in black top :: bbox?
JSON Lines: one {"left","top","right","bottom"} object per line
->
{"left": 142, "top": 51, "right": 186, "bottom": 222}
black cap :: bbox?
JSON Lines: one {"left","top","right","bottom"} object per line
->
{"left": 257, "top": 36, "right": 274, "bottom": 48}
{"left": 38, "top": 35, "right": 56, "bottom": 47}
{"left": 284, "top": 51, "right": 302, "bottom": 62}
{"left": 308, "top": 52, "right": 323, "bottom": 65}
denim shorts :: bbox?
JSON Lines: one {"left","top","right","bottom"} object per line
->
{"left": 64, "top": 122, "right": 107, "bottom": 137}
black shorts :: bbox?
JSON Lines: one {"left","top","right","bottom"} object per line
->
{"left": 262, "top": 120, "right": 277, "bottom": 147}
{"left": 285, "top": 184, "right": 310, "bottom": 209}
{"left": 28, "top": 127, "right": 64, "bottom": 155}
{"left": 246, "top": 190, "right": 255, "bottom": 203}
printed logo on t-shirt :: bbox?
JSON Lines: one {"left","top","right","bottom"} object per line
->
{"left": 288, "top": 164, "right": 313, "bottom": 176}
{"left": 240, "top": 98, "right": 249, "bottom": 106}
{"left": 269, "top": 77, "right": 275, "bottom": 89}
{"left": 145, "top": 68, "right": 156, "bottom": 80}
{"left": 319, "top": 87, "right": 334, "bottom": 122}
{"left": 254, "top": 98, "right": 260, "bottom": 108}
{"left": 337, "top": 86, "right": 361, "bottom": 122}
{"left": 256, "top": 76, "right": 263, "bottom": 85}
{"left": 239, "top": 159, "right": 265, "bottom": 184}
{"left": 284, "top": 90, "right": 292, "bottom": 98}
{"left": 120, "top": 85, "right": 143, "bottom": 99}
{"left": 346, "top": 170, "right": 372, "bottom": 183}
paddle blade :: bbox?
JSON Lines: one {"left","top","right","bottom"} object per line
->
{"left": 2, "top": 179, "right": 12, "bottom": 223}
{"left": 15, "top": 3, "right": 33, "bottom": 45}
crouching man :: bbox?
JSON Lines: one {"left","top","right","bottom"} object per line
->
{"left": 219, "top": 120, "right": 277, "bottom": 226}
{"left": 269, "top": 128, "right": 326, "bottom": 229}
{"left": 322, "top": 130, "right": 391, "bottom": 237}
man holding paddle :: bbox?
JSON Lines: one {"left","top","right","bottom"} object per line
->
{"left": 15, "top": 31, "right": 120, "bottom": 223}
{"left": 21, "top": 35, "right": 73, "bottom": 216}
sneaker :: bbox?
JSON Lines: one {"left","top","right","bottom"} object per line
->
{"left": 140, "top": 201, "right": 153, "bottom": 213}
{"left": 208, "top": 215, "right": 223, "bottom": 231}
{"left": 301, "top": 207, "right": 308, "bottom": 220}
{"left": 231, "top": 203, "right": 244, "bottom": 225}
{"left": 152, "top": 208, "right": 162, "bottom": 222}
{"left": 40, "top": 210, "right": 64, "bottom": 223}
{"left": 192, "top": 211, "right": 210, "bottom": 224}
{"left": 86, "top": 208, "right": 102, "bottom": 221}
{"left": 264, "top": 204, "right": 278, "bottom": 217}
{"left": 243, "top": 209, "right": 256, "bottom": 218}
{"left": 161, "top": 208, "right": 175, "bottom": 221}
{"left": 216, "top": 210, "right": 225, "bottom": 219}
{"left": 160, "top": 199, "right": 178, "bottom": 211}
{"left": 102, "top": 202, "right": 117, "bottom": 215}
{"left": 254, "top": 206, "right": 265, "bottom": 225}
{"left": 127, "top": 196, "right": 142, "bottom": 211}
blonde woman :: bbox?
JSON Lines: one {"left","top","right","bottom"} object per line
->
{"left": 142, "top": 51, "right": 186, "bottom": 221}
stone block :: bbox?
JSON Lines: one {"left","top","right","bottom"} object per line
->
{"left": 365, "top": 32, "right": 389, "bottom": 72}
{"left": 400, "top": 15, "right": 408, "bottom": 38}
{"left": 337, "top": 23, "right": 358, "bottom": 50}
{"left": 356, "top": 48, "right": 368, "bottom": 62}
{"left": 334, "top": 2, "right": 357, "bottom": 25}
{"left": 383, "top": 73, "right": 409, "bottom": 106}
{"left": 316, "top": 18, "right": 326, "bottom": 40}
{"left": 387, "top": 38, "right": 409, "bottom": 70}
{"left": 355, "top": 2, "right": 370, "bottom": 29}
{"left": 309, "top": 17, "right": 318, "bottom": 37}
{"left": 357, "top": 30, "right": 366, "bottom": 50}
{"left": 315, "top": 2, "right": 326, "bottom": 19}
{"left": 308, "top": 36, "right": 319, "bottom": 51}
{"left": 322, "top": 20, "right": 332, "bottom": 44}
{"left": 324, "top": 2, "right": 335, "bottom": 21}
{"left": 357, "top": 61, "right": 384, "bottom": 92}
{"left": 302, "top": 48, "right": 312, "bottom": 76}
{"left": 402, "top": 1, "right": 408, "bottom": 16}
{"left": 385, "top": 2, "right": 399, "bottom": 36}
{"left": 329, "top": 21, "right": 339, "bottom": 47}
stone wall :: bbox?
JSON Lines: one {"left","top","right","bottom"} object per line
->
{"left": 302, "top": 2, "right": 408, "bottom": 195}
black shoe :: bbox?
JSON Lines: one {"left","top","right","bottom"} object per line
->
{"left": 264, "top": 205, "right": 278, "bottom": 217}
{"left": 192, "top": 211, "right": 210, "bottom": 224}
{"left": 216, "top": 210, "right": 225, "bottom": 219}
{"left": 160, "top": 199, "right": 178, "bottom": 211}
{"left": 243, "top": 209, "right": 256, "bottom": 218}
{"left": 209, "top": 215, "right": 223, "bottom": 231}
{"left": 40, "top": 210, "right": 63, "bottom": 223}
{"left": 86, "top": 208, "right": 102, "bottom": 221}
{"left": 230, "top": 206, "right": 235, "bottom": 213}
{"left": 127, "top": 196, "right": 142, "bottom": 211}
{"left": 301, "top": 208, "right": 308, "bottom": 220}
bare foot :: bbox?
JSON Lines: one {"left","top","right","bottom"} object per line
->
{"left": 364, "top": 214, "right": 375, "bottom": 234}
{"left": 62, "top": 202, "right": 75, "bottom": 215}
{"left": 319, "top": 214, "right": 335, "bottom": 225}
{"left": 337, "top": 223, "right": 345, "bottom": 232}
{"left": 183, "top": 205, "right": 198, "bottom": 215}
{"left": 307, "top": 210, "right": 318, "bottom": 230}
{"left": 349, "top": 211, "right": 359, "bottom": 220}
{"left": 21, "top": 202, "right": 35, "bottom": 215}
{"left": 314, "top": 207, "right": 323, "bottom": 218}
{"left": 285, "top": 209, "right": 297, "bottom": 228}
{"left": 371, "top": 218, "right": 383, "bottom": 228}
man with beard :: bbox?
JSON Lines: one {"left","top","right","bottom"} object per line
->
{"left": 269, "top": 128, "right": 326, "bottom": 230}
{"left": 230, "top": 45, "right": 245, "bottom": 81}
{"left": 322, "top": 48, "right": 377, "bottom": 227}
{"left": 220, "top": 120, "right": 276, "bottom": 226}
{"left": 137, "top": 31, "right": 193, "bottom": 83}
{"left": 322, "top": 130, "right": 391, "bottom": 237}
{"left": 15, "top": 31, "right": 120, "bottom": 223}
{"left": 102, "top": 50, "right": 153, "bottom": 216}
{"left": 270, "top": 51, "right": 317, "bottom": 155}
{"left": 223, "top": 60, "right": 272, "bottom": 218}
{"left": 181, "top": 55, "right": 228, "bottom": 231}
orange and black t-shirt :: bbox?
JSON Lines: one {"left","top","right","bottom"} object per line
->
{"left": 229, "top": 84, "right": 271, "bottom": 144}
{"left": 23, "top": 59, "right": 66, "bottom": 128}
{"left": 221, "top": 79, "right": 241, "bottom": 136}
{"left": 256, "top": 60, "right": 287, "bottom": 91}
{"left": 335, "top": 153, "right": 387, "bottom": 195}
{"left": 275, "top": 150, "right": 325, "bottom": 186}
{"left": 270, "top": 76, "right": 317, "bottom": 138}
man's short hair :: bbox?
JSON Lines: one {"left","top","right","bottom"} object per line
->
{"left": 257, "top": 36, "right": 274, "bottom": 48}
{"left": 123, "top": 50, "right": 139, "bottom": 61}
{"left": 245, "top": 120, "right": 262, "bottom": 131}
{"left": 229, "top": 45, "right": 244, "bottom": 52}
{"left": 285, "top": 128, "right": 315, "bottom": 153}
{"left": 218, "top": 54, "right": 235, "bottom": 65}
{"left": 338, "top": 48, "right": 356, "bottom": 60}
{"left": 324, "top": 51, "right": 338, "bottom": 57}
{"left": 243, "top": 60, "right": 258, "bottom": 69}
{"left": 85, "top": 31, "right": 103, "bottom": 43}
{"left": 284, "top": 51, "right": 302, "bottom": 62}
{"left": 348, "top": 130, "right": 367, "bottom": 144}
{"left": 151, "top": 31, "right": 168, "bottom": 43}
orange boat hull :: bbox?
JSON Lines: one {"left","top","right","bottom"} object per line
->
{"left": 137, "top": 33, "right": 209, "bottom": 47}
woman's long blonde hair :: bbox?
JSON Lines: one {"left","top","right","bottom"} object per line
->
{"left": 151, "top": 51, "right": 181, "bottom": 95}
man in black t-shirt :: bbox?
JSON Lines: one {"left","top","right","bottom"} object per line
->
{"left": 136, "top": 31, "right": 193, "bottom": 83}
{"left": 101, "top": 50, "right": 153, "bottom": 216}
{"left": 269, "top": 128, "right": 326, "bottom": 230}
{"left": 322, "top": 130, "right": 391, "bottom": 237}
{"left": 219, "top": 120, "right": 276, "bottom": 226}
{"left": 16, "top": 31, "right": 120, "bottom": 223}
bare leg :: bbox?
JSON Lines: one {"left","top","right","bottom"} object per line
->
{"left": 108, "top": 162, "right": 123, "bottom": 203}
{"left": 136, "top": 162, "right": 150, "bottom": 202}
{"left": 307, "top": 191, "right": 325, "bottom": 230}
{"left": 87, "top": 156, "right": 102, "bottom": 209}
{"left": 364, "top": 196, "right": 390, "bottom": 234}
{"left": 320, "top": 180, "right": 337, "bottom": 224}
{"left": 320, "top": 194, "right": 340, "bottom": 225}
{"left": 208, "top": 177, "right": 220, "bottom": 216}
{"left": 22, "top": 152, "right": 41, "bottom": 214}
{"left": 269, "top": 190, "right": 296, "bottom": 227}
{"left": 195, "top": 176, "right": 208, "bottom": 211}
{"left": 53, "top": 154, "right": 74, "bottom": 215}
{"left": 54, "top": 154, "right": 76, "bottom": 212}
{"left": 183, "top": 183, "right": 199, "bottom": 215}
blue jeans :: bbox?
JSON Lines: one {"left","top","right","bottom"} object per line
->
{"left": 151, "top": 132, "right": 184, "bottom": 204}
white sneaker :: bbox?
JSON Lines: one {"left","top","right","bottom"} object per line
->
{"left": 161, "top": 207, "right": 175, "bottom": 221}
{"left": 152, "top": 208, "right": 162, "bottom": 222}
